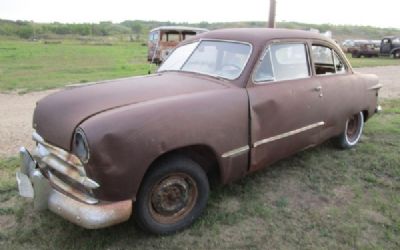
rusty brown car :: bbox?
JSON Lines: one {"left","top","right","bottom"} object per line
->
{"left": 17, "top": 28, "right": 382, "bottom": 235}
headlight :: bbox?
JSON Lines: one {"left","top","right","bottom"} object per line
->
{"left": 73, "top": 128, "right": 90, "bottom": 164}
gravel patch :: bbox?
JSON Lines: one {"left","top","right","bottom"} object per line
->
{"left": 0, "top": 90, "right": 57, "bottom": 157}
{"left": 0, "top": 65, "right": 399, "bottom": 157}
{"left": 355, "top": 65, "right": 400, "bottom": 99}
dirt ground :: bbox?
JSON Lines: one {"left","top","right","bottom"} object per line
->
{"left": 0, "top": 65, "right": 399, "bottom": 157}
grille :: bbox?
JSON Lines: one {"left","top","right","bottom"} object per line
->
{"left": 33, "top": 132, "right": 99, "bottom": 204}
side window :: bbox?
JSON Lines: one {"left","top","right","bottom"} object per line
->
{"left": 333, "top": 52, "right": 347, "bottom": 74}
{"left": 149, "top": 32, "right": 159, "bottom": 42}
{"left": 254, "top": 43, "right": 309, "bottom": 83}
{"left": 312, "top": 45, "right": 335, "bottom": 75}
{"left": 312, "top": 45, "right": 347, "bottom": 75}
{"left": 254, "top": 50, "right": 274, "bottom": 82}
{"left": 183, "top": 31, "right": 196, "bottom": 40}
{"left": 168, "top": 32, "right": 181, "bottom": 42}
{"left": 153, "top": 32, "right": 159, "bottom": 41}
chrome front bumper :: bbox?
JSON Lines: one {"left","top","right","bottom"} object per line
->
{"left": 16, "top": 136, "right": 132, "bottom": 229}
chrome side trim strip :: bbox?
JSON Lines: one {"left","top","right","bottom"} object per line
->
{"left": 221, "top": 145, "right": 250, "bottom": 158}
{"left": 368, "top": 83, "right": 383, "bottom": 90}
{"left": 254, "top": 121, "right": 325, "bottom": 148}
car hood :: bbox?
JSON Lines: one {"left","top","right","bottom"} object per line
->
{"left": 33, "top": 72, "right": 228, "bottom": 150}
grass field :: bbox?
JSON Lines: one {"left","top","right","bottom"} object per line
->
{"left": 347, "top": 54, "right": 400, "bottom": 68}
{"left": 1, "top": 39, "right": 400, "bottom": 93}
{"left": 0, "top": 99, "right": 399, "bottom": 249}
{"left": 0, "top": 39, "right": 151, "bottom": 92}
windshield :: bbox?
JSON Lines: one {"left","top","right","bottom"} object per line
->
{"left": 158, "top": 40, "right": 252, "bottom": 80}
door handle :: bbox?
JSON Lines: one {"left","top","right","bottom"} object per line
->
{"left": 314, "top": 86, "right": 322, "bottom": 91}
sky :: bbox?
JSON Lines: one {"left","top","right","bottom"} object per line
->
{"left": 0, "top": 0, "right": 399, "bottom": 28}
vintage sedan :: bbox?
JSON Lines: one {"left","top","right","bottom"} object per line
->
{"left": 17, "top": 28, "right": 382, "bottom": 234}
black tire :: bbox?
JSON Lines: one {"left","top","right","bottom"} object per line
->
{"left": 394, "top": 50, "right": 400, "bottom": 59}
{"left": 333, "top": 112, "right": 364, "bottom": 149}
{"left": 352, "top": 52, "right": 360, "bottom": 58}
{"left": 134, "top": 156, "right": 209, "bottom": 235}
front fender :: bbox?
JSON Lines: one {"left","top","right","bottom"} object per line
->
{"left": 80, "top": 88, "right": 249, "bottom": 201}
{"left": 390, "top": 48, "right": 400, "bottom": 55}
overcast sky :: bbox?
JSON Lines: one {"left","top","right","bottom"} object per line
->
{"left": 1, "top": 0, "right": 399, "bottom": 28}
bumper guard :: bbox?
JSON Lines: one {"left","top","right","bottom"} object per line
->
{"left": 16, "top": 145, "right": 132, "bottom": 229}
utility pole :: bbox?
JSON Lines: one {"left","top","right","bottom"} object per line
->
{"left": 268, "top": 0, "right": 277, "bottom": 28}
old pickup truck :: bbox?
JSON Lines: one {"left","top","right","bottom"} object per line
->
{"left": 380, "top": 36, "right": 400, "bottom": 59}
{"left": 17, "top": 28, "right": 382, "bottom": 235}
{"left": 148, "top": 26, "right": 208, "bottom": 64}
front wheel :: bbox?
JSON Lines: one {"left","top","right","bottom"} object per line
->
{"left": 333, "top": 112, "right": 364, "bottom": 149}
{"left": 134, "top": 156, "right": 209, "bottom": 235}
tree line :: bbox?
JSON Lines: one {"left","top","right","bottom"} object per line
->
{"left": 0, "top": 19, "right": 398, "bottom": 41}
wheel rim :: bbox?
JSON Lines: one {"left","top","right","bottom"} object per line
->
{"left": 149, "top": 173, "right": 198, "bottom": 224}
{"left": 346, "top": 113, "right": 361, "bottom": 143}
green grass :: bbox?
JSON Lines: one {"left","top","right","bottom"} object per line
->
{"left": 1, "top": 99, "right": 399, "bottom": 249}
{"left": 0, "top": 39, "right": 151, "bottom": 92}
{"left": 1, "top": 39, "right": 400, "bottom": 93}
{"left": 347, "top": 53, "right": 400, "bottom": 68}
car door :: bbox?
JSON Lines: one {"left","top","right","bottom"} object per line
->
{"left": 380, "top": 39, "right": 391, "bottom": 55}
{"left": 247, "top": 42, "right": 325, "bottom": 172}
{"left": 310, "top": 43, "right": 362, "bottom": 141}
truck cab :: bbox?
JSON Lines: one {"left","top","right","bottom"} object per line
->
{"left": 380, "top": 36, "right": 400, "bottom": 58}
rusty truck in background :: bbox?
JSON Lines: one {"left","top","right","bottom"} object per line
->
{"left": 380, "top": 36, "right": 400, "bottom": 58}
{"left": 147, "top": 26, "right": 208, "bottom": 64}
{"left": 341, "top": 37, "right": 400, "bottom": 59}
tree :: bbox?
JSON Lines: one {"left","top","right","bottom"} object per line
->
{"left": 17, "top": 25, "right": 34, "bottom": 39}
{"left": 131, "top": 22, "right": 142, "bottom": 41}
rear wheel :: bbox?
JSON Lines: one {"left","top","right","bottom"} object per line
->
{"left": 333, "top": 112, "right": 364, "bottom": 149}
{"left": 134, "top": 156, "right": 209, "bottom": 235}
{"left": 394, "top": 50, "right": 400, "bottom": 59}
{"left": 352, "top": 52, "right": 361, "bottom": 58}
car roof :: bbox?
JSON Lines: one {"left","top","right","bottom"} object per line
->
{"left": 194, "top": 28, "right": 335, "bottom": 45}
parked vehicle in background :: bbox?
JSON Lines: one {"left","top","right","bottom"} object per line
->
{"left": 147, "top": 26, "right": 209, "bottom": 64}
{"left": 341, "top": 39, "right": 368, "bottom": 53}
{"left": 380, "top": 36, "right": 400, "bottom": 58}
{"left": 341, "top": 39, "right": 354, "bottom": 53}
{"left": 351, "top": 41, "right": 380, "bottom": 58}
{"left": 17, "top": 28, "right": 382, "bottom": 235}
